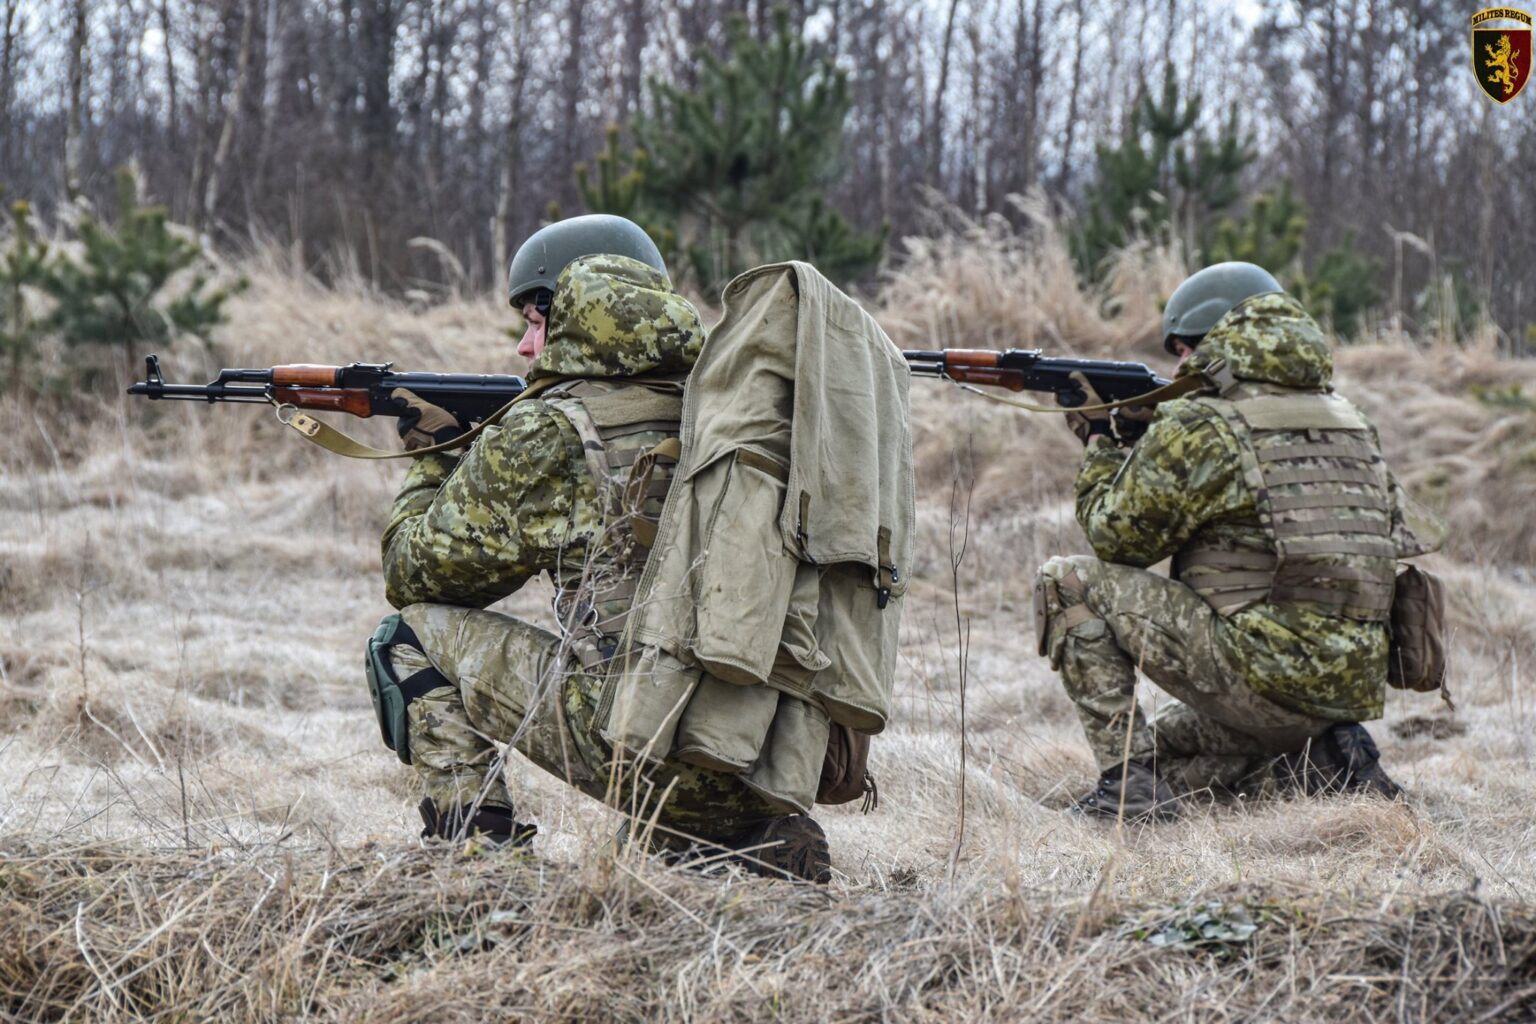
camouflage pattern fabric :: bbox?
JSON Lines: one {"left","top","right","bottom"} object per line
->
{"left": 380, "top": 253, "right": 704, "bottom": 610}
{"left": 391, "top": 603, "right": 782, "bottom": 837}
{"left": 1037, "top": 555, "right": 1332, "bottom": 788}
{"left": 528, "top": 254, "right": 704, "bottom": 381}
{"left": 1176, "top": 292, "right": 1333, "bottom": 390}
{"left": 377, "top": 254, "right": 780, "bottom": 837}
{"left": 1068, "top": 293, "right": 1397, "bottom": 721}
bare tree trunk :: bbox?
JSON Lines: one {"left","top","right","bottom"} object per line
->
{"left": 873, "top": 0, "right": 892, "bottom": 220}
{"left": 558, "top": 0, "right": 587, "bottom": 209}
{"left": 202, "top": 0, "right": 257, "bottom": 225}
{"left": 963, "top": 19, "right": 983, "bottom": 214}
{"left": 0, "top": 0, "right": 20, "bottom": 175}
{"left": 187, "top": 1, "right": 216, "bottom": 217}
{"left": 493, "top": 1, "right": 530, "bottom": 270}
{"left": 427, "top": 5, "right": 452, "bottom": 194}
{"left": 65, "top": 0, "right": 89, "bottom": 202}
{"left": 252, "top": 0, "right": 284, "bottom": 200}
{"left": 466, "top": 0, "right": 492, "bottom": 157}
{"left": 360, "top": 0, "right": 397, "bottom": 172}
{"left": 1055, "top": 0, "right": 1084, "bottom": 195}
{"left": 622, "top": 0, "right": 646, "bottom": 120}
{"left": 927, "top": 0, "right": 961, "bottom": 187}
{"left": 158, "top": 0, "right": 178, "bottom": 142}
{"left": 1028, "top": 0, "right": 1046, "bottom": 189}
{"left": 1010, "top": 0, "right": 1045, "bottom": 195}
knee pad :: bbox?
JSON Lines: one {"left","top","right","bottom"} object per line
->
{"left": 1033, "top": 558, "right": 1100, "bottom": 662}
{"left": 365, "top": 613, "right": 452, "bottom": 765}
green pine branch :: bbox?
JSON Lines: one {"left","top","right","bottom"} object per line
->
{"left": 575, "top": 6, "right": 882, "bottom": 291}
{"left": 42, "top": 167, "right": 247, "bottom": 370}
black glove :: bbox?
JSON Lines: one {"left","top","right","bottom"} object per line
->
{"left": 391, "top": 388, "right": 469, "bottom": 451}
{"left": 1112, "top": 404, "right": 1156, "bottom": 446}
{"left": 1057, "top": 372, "right": 1113, "bottom": 446}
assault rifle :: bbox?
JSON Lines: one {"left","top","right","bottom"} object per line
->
{"left": 902, "top": 348, "right": 1168, "bottom": 408}
{"left": 127, "top": 354, "right": 526, "bottom": 423}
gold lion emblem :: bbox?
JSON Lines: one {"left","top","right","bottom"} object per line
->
{"left": 1485, "top": 33, "right": 1523, "bottom": 98}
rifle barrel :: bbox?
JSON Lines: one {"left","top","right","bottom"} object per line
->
{"left": 126, "top": 380, "right": 272, "bottom": 402}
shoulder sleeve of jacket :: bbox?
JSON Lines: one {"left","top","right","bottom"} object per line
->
{"left": 381, "top": 401, "right": 594, "bottom": 609}
{"left": 1074, "top": 399, "right": 1248, "bottom": 567}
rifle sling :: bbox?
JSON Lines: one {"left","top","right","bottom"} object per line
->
{"left": 276, "top": 376, "right": 568, "bottom": 460}
{"left": 953, "top": 373, "right": 1207, "bottom": 415}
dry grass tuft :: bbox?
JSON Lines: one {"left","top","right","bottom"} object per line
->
{"left": 3, "top": 840, "right": 1535, "bottom": 1022}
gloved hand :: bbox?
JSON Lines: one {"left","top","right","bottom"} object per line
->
{"left": 1112, "top": 403, "right": 1157, "bottom": 446}
{"left": 391, "top": 388, "right": 469, "bottom": 451}
{"left": 1057, "top": 371, "right": 1113, "bottom": 446}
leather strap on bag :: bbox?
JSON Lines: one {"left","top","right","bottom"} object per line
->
{"left": 274, "top": 376, "right": 570, "bottom": 460}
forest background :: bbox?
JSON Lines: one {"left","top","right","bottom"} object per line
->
{"left": 1, "top": 0, "right": 1532, "bottom": 345}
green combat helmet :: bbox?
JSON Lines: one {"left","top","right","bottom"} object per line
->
{"left": 1162, "top": 261, "right": 1283, "bottom": 355}
{"left": 507, "top": 214, "right": 667, "bottom": 309}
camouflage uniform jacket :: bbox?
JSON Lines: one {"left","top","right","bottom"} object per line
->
{"left": 1074, "top": 293, "right": 1437, "bottom": 721}
{"left": 381, "top": 254, "right": 704, "bottom": 611}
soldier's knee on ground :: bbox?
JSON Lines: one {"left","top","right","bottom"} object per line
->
{"left": 363, "top": 612, "right": 456, "bottom": 764}
{"left": 1034, "top": 555, "right": 1108, "bottom": 668}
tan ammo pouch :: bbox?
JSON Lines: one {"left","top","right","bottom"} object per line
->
{"left": 1387, "top": 563, "right": 1448, "bottom": 692}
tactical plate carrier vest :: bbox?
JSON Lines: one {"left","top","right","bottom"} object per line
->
{"left": 543, "top": 377, "right": 686, "bottom": 666}
{"left": 1174, "top": 382, "right": 1397, "bottom": 621}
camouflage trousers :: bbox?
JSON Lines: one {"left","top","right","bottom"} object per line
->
{"left": 382, "top": 603, "right": 783, "bottom": 838}
{"left": 1035, "top": 555, "right": 1332, "bottom": 793}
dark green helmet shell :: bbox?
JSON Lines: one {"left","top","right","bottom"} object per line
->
{"left": 507, "top": 214, "right": 667, "bottom": 308}
{"left": 1162, "top": 261, "right": 1284, "bottom": 352}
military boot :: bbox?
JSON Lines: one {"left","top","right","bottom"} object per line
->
{"left": 1321, "top": 723, "right": 1403, "bottom": 799}
{"left": 1272, "top": 724, "right": 1403, "bottom": 799}
{"left": 616, "top": 815, "right": 832, "bottom": 884}
{"left": 723, "top": 815, "right": 833, "bottom": 883}
{"left": 1072, "top": 760, "right": 1180, "bottom": 822}
{"left": 418, "top": 798, "right": 538, "bottom": 847}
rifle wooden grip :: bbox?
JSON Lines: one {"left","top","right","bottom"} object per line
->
{"left": 944, "top": 366, "right": 1027, "bottom": 392}
{"left": 272, "top": 364, "right": 343, "bottom": 387}
{"left": 940, "top": 350, "right": 1004, "bottom": 368}
{"left": 272, "top": 386, "right": 374, "bottom": 417}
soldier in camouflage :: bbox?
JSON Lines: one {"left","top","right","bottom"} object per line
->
{"left": 363, "top": 215, "right": 831, "bottom": 881}
{"left": 1038, "top": 262, "right": 1438, "bottom": 820}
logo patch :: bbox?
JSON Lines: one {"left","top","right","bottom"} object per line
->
{"left": 1472, "top": 7, "right": 1533, "bottom": 104}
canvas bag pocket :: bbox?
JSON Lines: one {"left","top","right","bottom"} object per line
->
{"left": 672, "top": 674, "right": 781, "bottom": 772}
{"left": 692, "top": 449, "right": 799, "bottom": 685}
{"left": 809, "top": 562, "right": 901, "bottom": 732}
{"left": 599, "top": 644, "right": 699, "bottom": 763}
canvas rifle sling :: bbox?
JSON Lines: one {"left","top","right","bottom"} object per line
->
{"left": 952, "top": 372, "right": 1208, "bottom": 414}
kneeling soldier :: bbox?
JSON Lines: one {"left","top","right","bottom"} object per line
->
{"left": 1038, "top": 262, "right": 1441, "bottom": 819}
{"left": 364, "top": 215, "right": 831, "bottom": 880}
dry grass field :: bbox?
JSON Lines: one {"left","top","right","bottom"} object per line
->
{"left": 4, "top": 217, "right": 1536, "bottom": 1020}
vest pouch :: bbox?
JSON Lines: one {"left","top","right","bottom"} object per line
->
{"left": 600, "top": 644, "right": 699, "bottom": 764}
{"left": 672, "top": 674, "right": 781, "bottom": 772}
{"left": 809, "top": 562, "right": 900, "bottom": 733}
{"left": 738, "top": 694, "right": 830, "bottom": 815}
{"left": 1387, "top": 564, "right": 1448, "bottom": 692}
{"left": 693, "top": 449, "right": 799, "bottom": 685}
{"left": 817, "top": 723, "right": 873, "bottom": 806}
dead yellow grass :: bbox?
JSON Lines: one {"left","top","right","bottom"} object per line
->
{"left": 3, "top": 217, "right": 1536, "bottom": 1020}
